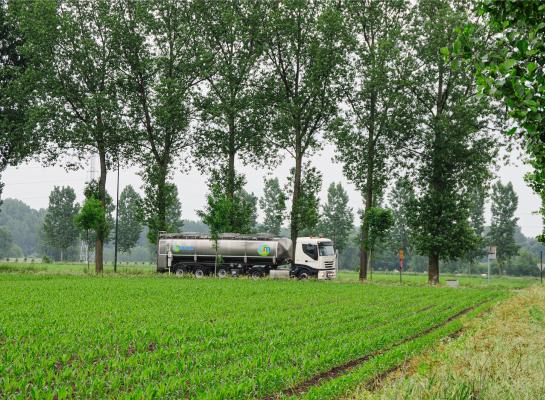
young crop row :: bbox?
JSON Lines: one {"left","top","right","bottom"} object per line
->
{"left": 0, "top": 275, "right": 503, "bottom": 399}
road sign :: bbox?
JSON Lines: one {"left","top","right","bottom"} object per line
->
{"left": 487, "top": 246, "right": 496, "bottom": 260}
{"left": 399, "top": 249, "right": 405, "bottom": 260}
{"left": 537, "top": 264, "right": 544, "bottom": 272}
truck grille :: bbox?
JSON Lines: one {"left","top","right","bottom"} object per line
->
{"left": 324, "top": 261, "right": 334, "bottom": 268}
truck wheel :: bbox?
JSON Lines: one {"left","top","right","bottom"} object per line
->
{"left": 299, "top": 272, "right": 309, "bottom": 280}
{"left": 194, "top": 268, "right": 205, "bottom": 279}
{"left": 251, "top": 270, "right": 263, "bottom": 280}
{"left": 218, "top": 269, "right": 227, "bottom": 278}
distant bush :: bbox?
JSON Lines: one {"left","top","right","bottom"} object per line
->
{"left": 42, "top": 256, "right": 52, "bottom": 264}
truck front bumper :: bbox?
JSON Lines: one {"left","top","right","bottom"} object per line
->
{"left": 317, "top": 269, "right": 336, "bottom": 280}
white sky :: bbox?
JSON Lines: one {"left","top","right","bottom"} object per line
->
{"left": 3, "top": 144, "right": 543, "bottom": 238}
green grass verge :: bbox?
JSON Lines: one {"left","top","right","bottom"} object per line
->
{"left": 337, "top": 271, "right": 538, "bottom": 289}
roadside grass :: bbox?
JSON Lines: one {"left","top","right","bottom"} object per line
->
{"left": 1, "top": 263, "right": 538, "bottom": 290}
{"left": 337, "top": 270, "right": 538, "bottom": 289}
{"left": 0, "top": 261, "right": 156, "bottom": 275}
{"left": 347, "top": 285, "right": 545, "bottom": 400}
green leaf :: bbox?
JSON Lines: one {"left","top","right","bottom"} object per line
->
{"left": 440, "top": 47, "right": 450, "bottom": 57}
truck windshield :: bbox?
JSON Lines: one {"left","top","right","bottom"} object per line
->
{"left": 318, "top": 242, "right": 335, "bottom": 256}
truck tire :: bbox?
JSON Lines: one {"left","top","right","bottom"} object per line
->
{"left": 298, "top": 271, "right": 309, "bottom": 280}
{"left": 175, "top": 268, "right": 185, "bottom": 277}
{"left": 218, "top": 268, "right": 228, "bottom": 278}
{"left": 194, "top": 268, "right": 205, "bottom": 278}
{"left": 251, "top": 270, "right": 263, "bottom": 279}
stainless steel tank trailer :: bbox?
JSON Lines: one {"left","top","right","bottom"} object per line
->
{"left": 157, "top": 232, "right": 337, "bottom": 279}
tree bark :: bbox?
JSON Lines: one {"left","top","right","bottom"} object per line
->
{"left": 428, "top": 252, "right": 439, "bottom": 285}
{"left": 96, "top": 145, "right": 107, "bottom": 274}
{"left": 290, "top": 150, "right": 303, "bottom": 269}
{"left": 360, "top": 90, "right": 376, "bottom": 281}
{"left": 156, "top": 163, "right": 168, "bottom": 236}
{"left": 227, "top": 116, "right": 236, "bottom": 200}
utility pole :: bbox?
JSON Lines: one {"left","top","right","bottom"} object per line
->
{"left": 487, "top": 245, "right": 496, "bottom": 284}
{"left": 539, "top": 250, "right": 543, "bottom": 285}
{"left": 113, "top": 157, "right": 120, "bottom": 273}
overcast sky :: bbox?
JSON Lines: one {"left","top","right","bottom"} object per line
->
{"left": 3, "top": 144, "right": 543, "bottom": 238}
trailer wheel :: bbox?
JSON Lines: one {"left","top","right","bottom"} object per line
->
{"left": 175, "top": 268, "right": 185, "bottom": 277}
{"left": 194, "top": 268, "right": 205, "bottom": 278}
{"left": 251, "top": 270, "right": 263, "bottom": 280}
{"left": 218, "top": 269, "right": 227, "bottom": 278}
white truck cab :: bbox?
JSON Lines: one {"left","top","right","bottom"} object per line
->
{"left": 294, "top": 237, "right": 337, "bottom": 279}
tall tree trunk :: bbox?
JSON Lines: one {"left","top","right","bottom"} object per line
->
{"left": 290, "top": 148, "right": 303, "bottom": 269}
{"left": 60, "top": 248, "right": 63, "bottom": 262}
{"left": 360, "top": 90, "right": 376, "bottom": 281}
{"left": 156, "top": 164, "right": 168, "bottom": 236}
{"left": 227, "top": 117, "right": 236, "bottom": 200}
{"left": 359, "top": 230, "right": 365, "bottom": 280}
{"left": 96, "top": 146, "right": 107, "bottom": 274}
{"left": 428, "top": 252, "right": 439, "bottom": 285}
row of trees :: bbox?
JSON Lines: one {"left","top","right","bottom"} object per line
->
{"left": 37, "top": 178, "right": 355, "bottom": 263}
{"left": 2, "top": 0, "right": 542, "bottom": 283}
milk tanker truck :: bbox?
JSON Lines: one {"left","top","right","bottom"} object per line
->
{"left": 157, "top": 232, "right": 337, "bottom": 279}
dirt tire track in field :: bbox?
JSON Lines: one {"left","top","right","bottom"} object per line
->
{"left": 263, "top": 300, "right": 489, "bottom": 400}
{"left": 364, "top": 300, "right": 496, "bottom": 392}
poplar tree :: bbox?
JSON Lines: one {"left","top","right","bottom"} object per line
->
{"left": 285, "top": 162, "right": 323, "bottom": 237}
{"left": 0, "top": 1, "right": 41, "bottom": 208}
{"left": 259, "top": 177, "right": 286, "bottom": 236}
{"left": 465, "top": 186, "right": 487, "bottom": 273}
{"left": 22, "top": 0, "right": 128, "bottom": 273}
{"left": 404, "top": 0, "right": 499, "bottom": 284}
{"left": 43, "top": 186, "right": 79, "bottom": 261}
{"left": 193, "top": 0, "right": 270, "bottom": 206}
{"left": 117, "top": 185, "right": 143, "bottom": 254}
{"left": 329, "top": 0, "right": 414, "bottom": 280}
{"left": 112, "top": 0, "right": 204, "bottom": 244}
{"left": 387, "top": 177, "right": 415, "bottom": 266}
{"left": 488, "top": 181, "right": 519, "bottom": 274}
{"left": 318, "top": 183, "right": 353, "bottom": 255}
{"left": 263, "top": 0, "right": 349, "bottom": 262}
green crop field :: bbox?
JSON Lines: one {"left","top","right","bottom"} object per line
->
{"left": 0, "top": 272, "right": 508, "bottom": 399}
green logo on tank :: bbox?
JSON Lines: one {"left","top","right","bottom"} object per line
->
{"left": 257, "top": 243, "right": 271, "bottom": 256}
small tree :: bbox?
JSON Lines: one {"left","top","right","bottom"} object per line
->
{"left": 142, "top": 179, "right": 183, "bottom": 245}
{"left": 198, "top": 171, "right": 257, "bottom": 235}
{"left": 285, "top": 163, "right": 322, "bottom": 237}
{"left": 0, "top": 227, "right": 13, "bottom": 257}
{"left": 43, "top": 186, "right": 79, "bottom": 261}
{"left": 364, "top": 207, "right": 394, "bottom": 264}
{"left": 118, "top": 185, "right": 143, "bottom": 254}
{"left": 488, "top": 181, "right": 519, "bottom": 274}
{"left": 74, "top": 197, "right": 109, "bottom": 271}
{"left": 318, "top": 183, "right": 353, "bottom": 257}
{"left": 259, "top": 178, "right": 286, "bottom": 236}
{"left": 387, "top": 177, "right": 415, "bottom": 269}
{"left": 465, "top": 186, "right": 487, "bottom": 274}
